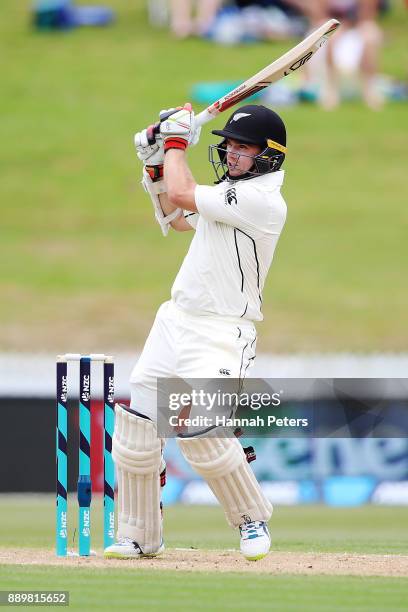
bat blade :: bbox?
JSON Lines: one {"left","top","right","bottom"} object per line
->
{"left": 196, "top": 19, "right": 340, "bottom": 127}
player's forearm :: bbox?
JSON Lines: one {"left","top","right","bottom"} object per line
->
{"left": 158, "top": 193, "right": 193, "bottom": 231}
{"left": 164, "top": 149, "right": 198, "bottom": 212}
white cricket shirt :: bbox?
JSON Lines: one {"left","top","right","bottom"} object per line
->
{"left": 171, "top": 171, "right": 287, "bottom": 322}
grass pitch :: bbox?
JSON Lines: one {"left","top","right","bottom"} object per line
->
{"left": 1, "top": 566, "right": 408, "bottom": 612}
{"left": 1, "top": 495, "right": 408, "bottom": 554}
{"left": 1, "top": 1, "right": 408, "bottom": 352}
{"left": 1, "top": 497, "right": 408, "bottom": 610}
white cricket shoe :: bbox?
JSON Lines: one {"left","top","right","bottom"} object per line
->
{"left": 104, "top": 537, "right": 164, "bottom": 559}
{"left": 239, "top": 520, "right": 270, "bottom": 561}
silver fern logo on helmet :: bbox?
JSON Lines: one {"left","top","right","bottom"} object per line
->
{"left": 230, "top": 113, "right": 251, "bottom": 123}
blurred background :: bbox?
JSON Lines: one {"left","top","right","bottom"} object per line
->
{"left": 1, "top": 1, "right": 407, "bottom": 521}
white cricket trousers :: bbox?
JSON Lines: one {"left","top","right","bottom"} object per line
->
{"left": 130, "top": 300, "right": 257, "bottom": 423}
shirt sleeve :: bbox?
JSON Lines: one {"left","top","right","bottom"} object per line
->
{"left": 194, "top": 182, "right": 271, "bottom": 235}
{"left": 183, "top": 211, "right": 199, "bottom": 229}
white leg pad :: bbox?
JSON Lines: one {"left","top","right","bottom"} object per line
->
{"left": 113, "top": 403, "right": 162, "bottom": 553}
{"left": 177, "top": 436, "right": 272, "bottom": 528}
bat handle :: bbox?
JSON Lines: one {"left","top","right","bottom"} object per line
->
{"left": 195, "top": 108, "right": 216, "bottom": 127}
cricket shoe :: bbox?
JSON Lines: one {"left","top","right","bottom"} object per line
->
{"left": 239, "top": 520, "right": 270, "bottom": 561}
{"left": 104, "top": 537, "right": 164, "bottom": 559}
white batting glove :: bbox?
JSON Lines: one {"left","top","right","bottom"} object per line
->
{"left": 134, "top": 126, "right": 165, "bottom": 165}
{"left": 160, "top": 103, "right": 201, "bottom": 152}
{"left": 134, "top": 125, "right": 165, "bottom": 182}
{"left": 159, "top": 107, "right": 201, "bottom": 147}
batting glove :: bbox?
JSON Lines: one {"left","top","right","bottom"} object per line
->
{"left": 160, "top": 103, "right": 201, "bottom": 152}
{"left": 134, "top": 126, "right": 165, "bottom": 182}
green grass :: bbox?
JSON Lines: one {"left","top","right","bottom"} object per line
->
{"left": 1, "top": 497, "right": 408, "bottom": 610}
{"left": 1, "top": 566, "right": 408, "bottom": 611}
{"left": 1, "top": 496, "right": 407, "bottom": 554}
{"left": 1, "top": 1, "right": 408, "bottom": 352}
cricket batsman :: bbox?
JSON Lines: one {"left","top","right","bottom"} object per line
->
{"left": 104, "top": 103, "right": 287, "bottom": 561}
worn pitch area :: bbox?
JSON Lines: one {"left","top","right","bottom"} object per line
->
{"left": 1, "top": 548, "right": 408, "bottom": 577}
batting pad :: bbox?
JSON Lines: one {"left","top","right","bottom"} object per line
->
{"left": 177, "top": 436, "right": 272, "bottom": 527}
{"left": 112, "top": 403, "right": 162, "bottom": 553}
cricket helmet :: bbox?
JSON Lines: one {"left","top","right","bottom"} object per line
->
{"left": 209, "top": 104, "right": 287, "bottom": 181}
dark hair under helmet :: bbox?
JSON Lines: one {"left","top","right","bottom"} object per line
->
{"left": 209, "top": 104, "right": 287, "bottom": 181}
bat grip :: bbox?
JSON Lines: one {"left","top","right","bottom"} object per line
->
{"left": 152, "top": 122, "right": 161, "bottom": 137}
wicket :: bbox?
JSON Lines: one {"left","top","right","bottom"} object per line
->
{"left": 56, "top": 353, "right": 115, "bottom": 556}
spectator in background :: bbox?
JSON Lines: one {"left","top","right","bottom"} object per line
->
{"left": 306, "top": 0, "right": 385, "bottom": 110}
{"left": 208, "top": 0, "right": 308, "bottom": 44}
{"left": 169, "top": 0, "right": 223, "bottom": 38}
{"left": 236, "top": 0, "right": 307, "bottom": 39}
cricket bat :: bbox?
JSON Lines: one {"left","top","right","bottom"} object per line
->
{"left": 195, "top": 19, "right": 340, "bottom": 127}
